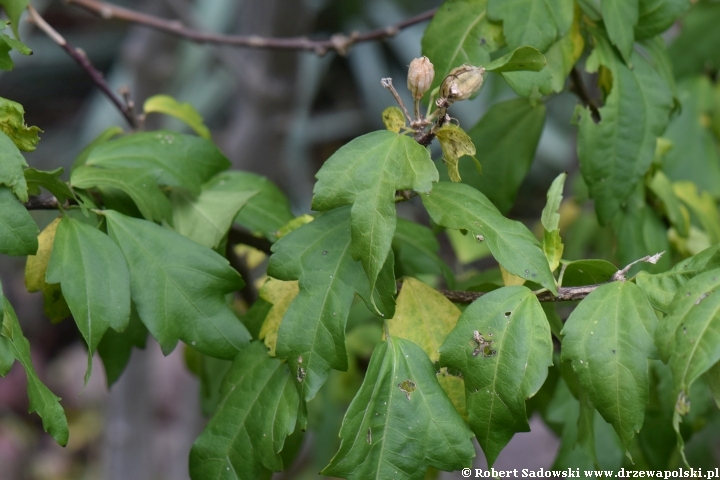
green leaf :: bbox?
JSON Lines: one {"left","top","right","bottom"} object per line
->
{"left": 207, "top": 171, "right": 295, "bottom": 240}
{"left": 601, "top": 0, "right": 638, "bottom": 63}
{"left": 706, "top": 361, "right": 720, "bottom": 410}
{"left": 324, "top": 337, "right": 475, "bottom": 479}
{"left": 561, "top": 259, "right": 617, "bottom": 287}
{"left": 484, "top": 46, "right": 546, "bottom": 73}
{"left": 661, "top": 77, "right": 720, "bottom": 196}
{"left": 647, "top": 170, "right": 689, "bottom": 238}
{"left": 1, "top": 298, "right": 69, "bottom": 446}
{"left": 143, "top": 95, "right": 210, "bottom": 139}
{"left": 545, "top": 11, "right": 585, "bottom": 93}
{"left": 673, "top": 181, "right": 720, "bottom": 245}
{"left": 541, "top": 173, "right": 566, "bottom": 232}
{"left": 85, "top": 131, "right": 230, "bottom": 195}
{"left": 0, "top": 0, "right": 28, "bottom": 39}
{"left": 487, "top": 0, "right": 573, "bottom": 51}
{"left": 435, "top": 123, "right": 476, "bottom": 182}
{"left": 267, "top": 206, "right": 396, "bottom": 401}
{"left": 541, "top": 173, "right": 566, "bottom": 274}
{"left": 392, "top": 218, "right": 453, "bottom": 287}
{"left": 421, "top": 0, "right": 503, "bottom": 92}
{"left": 312, "top": 130, "right": 437, "bottom": 310}
{"left": 0, "top": 130, "right": 27, "bottom": 201}
{"left": 257, "top": 279, "right": 299, "bottom": 356}
{"left": 97, "top": 306, "right": 147, "bottom": 387}
{"left": 46, "top": 216, "right": 131, "bottom": 381}
{"left": 0, "top": 186, "right": 37, "bottom": 255}
{"left": 72, "top": 126, "right": 124, "bottom": 171}
{"left": 24, "top": 167, "right": 74, "bottom": 203}
{"left": 421, "top": 182, "right": 557, "bottom": 294}
{"left": 561, "top": 281, "right": 658, "bottom": 450}
{"left": 24, "top": 218, "right": 70, "bottom": 323}
{"left": 389, "top": 277, "right": 461, "bottom": 362}
{"left": 189, "top": 342, "right": 300, "bottom": 480}
{"left": 0, "top": 96, "right": 41, "bottom": 151}
{"left": 667, "top": 1, "right": 720, "bottom": 79}
{"left": 461, "top": 98, "right": 546, "bottom": 214}
{"left": 577, "top": 30, "right": 673, "bottom": 224}
{"left": 438, "top": 286, "right": 552, "bottom": 465}
{"left": 71, "top": 165, "right": 173, "bottom": 223}
{"left": 636, "top": 0, "right": 689, "bottom": 39}
{"left": 636, "top": 244, "right": 720, "bottom": 313}
{"left": 171, "top": 177, "right": 258, "bottom": 249}
{"left": 381, "top": 106, "right": 406, "bottom": 133}
{"left": 103, "top": 210, "right": 250, "bottom": 359}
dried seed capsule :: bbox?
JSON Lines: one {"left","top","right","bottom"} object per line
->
{"left": 440, "top": 65, "right": 486, "bottom": 102}
{"left": 407, "top": 56, "right": 435, "bottom": 100}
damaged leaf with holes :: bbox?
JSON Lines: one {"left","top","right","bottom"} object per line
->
{"left": 323, "top": 336, "right": 475, "bottom": 480}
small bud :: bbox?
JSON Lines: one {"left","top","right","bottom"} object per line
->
{"left": 440, "top": 65, "right": 486, "bottom": 102}
{"left": 407, "top": 56, "right": 435, "bottom": 100}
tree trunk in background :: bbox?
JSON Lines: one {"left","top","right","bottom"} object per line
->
{"left": 219, "top": 0, "right": 311, "bottom": 196}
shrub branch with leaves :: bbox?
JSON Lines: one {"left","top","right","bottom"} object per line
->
{"left": 2, "top": 0, "right": 720, "bottom": 477}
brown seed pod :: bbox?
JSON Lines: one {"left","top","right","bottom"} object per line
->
{"left": 407, "top": 56, "right": 435, "bottom": 100}
{"left": 440, "top": 65, "right": 486, "bottom": 102}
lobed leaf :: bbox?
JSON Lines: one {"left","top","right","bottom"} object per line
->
{"left": 435, "top": 123, "right": 476, "bottom": 183}
{"left": 46, "top": 216, "right": 131, "bottom": 382}
{"left": 0, "top": 186, "right": 37, "bottom": 256}
{"left": 268, "top": 206, "right": 395, "bottom": 401}
{"left": 324, "top": 337, "right": 475, "bottom": 479}
{"left": 561, "top": 282, "right": 658, "bottom": 450}
{"left": 487, "top": 0, "right": 573, "bottom": 52}
{"left": 97, "top": 307, "right": 147, "bottom": 387}
{"left": 484, "top": 46, "right": 546, "bottom": 73}
{"left": 189, "top": 342, "right": 300, "bottom": 480}
{"left": 577, "top": 29, "right": 673, "bottom": 224}
{"left": 421, "top": 182, "right": 557, "bottom": 294}
{"left": 103, "top": 210, "right": 250, "bottom": 359}
{"left": 561, "top": 259, "right": 617, "bottom": 287}
{"left": 439, "top": 286, "right": 552, "bottom": 465}
{"left": 1, "top": 298, "right": 69, "bottom": 446}
{"left": 312, "top": 131, "right": 437, "bottom": 310}
{"left": 85, "top": 131, "right": 230, "bottom": 195}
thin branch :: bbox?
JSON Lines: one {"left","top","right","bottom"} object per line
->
{"left": 425, "top": 253, "right": 665, "bottom": 305}
{"left": 381, "top": 78, "right": 413, "bottom": 123}
{"left": 24, "top": 195, "right": 64, "bottom": 210}
{"left": 27, "top": 6, "right": 138, "bottom": 129}
{"left": 66, "top": 0, "right": 437, "bottom": 56}
{"left": 569, "top": 67, "right": 600, "bottom": 122}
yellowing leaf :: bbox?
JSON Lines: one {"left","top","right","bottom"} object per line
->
{"left": 143, "top": 95, "right": 210, "bottom": 139}
{"left": 435, "top": 124, "right": 476, "bottom": 183}
{"left": 24, "top": 218, "right": 70, "bottom": 323}
{"left": 500, "top": 265, "right": 526, "bottom": 286}
{"left": 673, "top": 181, "right": 720, "bottom": 244}
{"left": 437, "top": 369, "right": 468, "bottom": 421}
{"left": 381, "top": 106, "right": 406, "bottom": 133}
{"left": 389, "top": 277, "right": 461, "bottom": 362}
{"left": 0, "top": 96, "right": 41, "bottom": 152}
{"left": 258, "top": 279, "right": 299, "bottom": 356}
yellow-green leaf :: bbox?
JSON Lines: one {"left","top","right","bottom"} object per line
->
{"left": 435, "top": 124, "right": 476, "bottom": 183}
{"left": 389, "top": 277, "right": 461, "bottom": 362}
{"left": 143, "top": 94, "right": 210, "bottom": 139}
{"left": 0, "top": 96, "right": 41, "bottom": 151}
{"left": 25, "top": 218, "right": 70, "bottom": 323}
{"left": 258, "top": 279, "right": 299, "bottom": 356}
{"left": 381, "top": 106, "right": 406, "bottom": 133}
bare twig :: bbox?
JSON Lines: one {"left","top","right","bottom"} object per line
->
{"left": 24, "top": 195, "right": 65, "bottom": 210}
{"left": 381, "top": 78, "right": 413, "bottom": 123}
{"left": 66, "top": 0, "right": 436, "bottom": 56}
{"left": 425, "top": 253, "right": 665, "bottom": 305}
{"left": 569, "top": 68, "right": 600, "bottom": 122}
{"left": 27, "top": 6, "right": 138, "bottom": 129}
